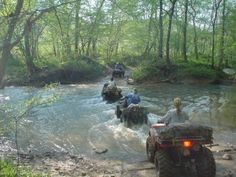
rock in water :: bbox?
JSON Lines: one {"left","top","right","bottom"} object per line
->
{"left": 223, "top": 68, "right": 236, "bottom": 75}
{"left": 95, "top": 148, "right": 108, "bottom": 154}
{"left": 222, "top": 153, "right": 233, "bottom": 160}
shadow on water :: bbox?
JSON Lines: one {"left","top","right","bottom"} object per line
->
{"left": 0, "top": 81, "right": 236, "bottom": 162}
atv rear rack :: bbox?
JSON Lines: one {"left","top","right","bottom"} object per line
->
{"left": 157, "top": 136, "right": 213, "bottom": 148}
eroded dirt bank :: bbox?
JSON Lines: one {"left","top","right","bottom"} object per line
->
{"left": 2, "top": 143, "right": 233, "bottom": 177}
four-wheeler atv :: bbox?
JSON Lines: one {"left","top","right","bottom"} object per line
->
{"left": 101, "top": 83, "right": 122, "bottom": 102}
{"left": 146, "top": 123, "right": 215, "bottom": 177}
{"left": 112, "top": 67, "right": 125, "bottom": 77}
{"left": 116, "top": 103, "right": 148, "bottom": 127}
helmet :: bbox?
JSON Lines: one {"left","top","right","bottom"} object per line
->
{"left": 174, "top": 97, "right": 182, "bottom": 108}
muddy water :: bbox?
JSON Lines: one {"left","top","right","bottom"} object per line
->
{"left": 0, "top": 79, "right": 236, "bottom": 163}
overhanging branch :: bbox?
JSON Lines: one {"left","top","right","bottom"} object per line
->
{"left": 9, "top": 0, "right": 77, "bottom": 49}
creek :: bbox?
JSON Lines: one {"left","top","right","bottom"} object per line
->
{"left": 0, "top": 78, "right": 236, "bottom": 163}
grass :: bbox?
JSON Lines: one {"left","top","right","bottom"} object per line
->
{"left": 0, "top": 160, "right": 48, "bottom": 177}
{"left": 0, "top": 160, "right": 16, "bottom": 177}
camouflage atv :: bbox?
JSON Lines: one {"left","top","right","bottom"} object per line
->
{"left": 146, "top": 123, "right": 215, "bottom": 177}
{"left": 101, "top": 83, "right": 122, "bottom": 102}
{"left": 116, "top": 103, "right": 148, "bottom": 127}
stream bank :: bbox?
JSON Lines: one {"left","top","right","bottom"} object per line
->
{"left": 1, "top": 143, "right": 235, "bottom": 177}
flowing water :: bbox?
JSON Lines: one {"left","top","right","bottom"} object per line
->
{"left": 0, "top": 79, "right": 236, "bottom": 163}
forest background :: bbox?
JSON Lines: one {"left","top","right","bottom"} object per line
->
{"left": 0, "top": 0, "right": 236, "bottom": 86}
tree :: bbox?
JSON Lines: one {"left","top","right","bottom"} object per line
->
{"left": 0, "top": 0, "right": 24, "bottom": 88}
{"left": 166, "top": 0, "right": 178, "bottom": 66}
{"left": 74, "top": 0, "right": 81, "bottom": 57}
{"left": 86, "top": 0, "right": 106, "bottom": 57}
{"left": 24, "top": 20, "right": 39, "bottom": 75}
{"left": 182, "top": 0, "right": 189, "bottom": 62}
{"left": 189, "top": 0, "right": 199, "bottom": 60}
{"left": 0, "top": 0, "right": 77, "bottom": 87}
{"left": 143, "top": 0, "right": 157, "bottom": 59}
{"left": 218, "top": 0, "right": 226, "bottom": 68}
{"left": 158, "top": 0, "right": 164, "bottom": 61}
{"left": 211, "top": 0, "right": 223, "bottom": 68}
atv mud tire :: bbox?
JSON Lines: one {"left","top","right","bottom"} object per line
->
{"left": 116, "top": 105, "right": 122, "bottom": 118}
{"left": 154, "top": 150, "right": 173, "bottom": 177}
{"left": 195, "top": 147, "right": 216, "bottom": 177}
{"left": 146, "top": 136, "right": 155, "bottom": 163}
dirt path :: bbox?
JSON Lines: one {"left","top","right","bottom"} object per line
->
{"left": 12, "top": 143, "right": 234, "bottom": 177}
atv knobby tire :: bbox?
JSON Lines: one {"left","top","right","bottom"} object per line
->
{"left": 116, "top": 105, "right": 122, "bottom": 118}
{"left": 196, "top": 147, "right": 216, "bottom": 177}
{"left": 146, "top": 136, "right": 155, "bottom": 163}
{"left": 154, "top": 150, "right": 173, "bottom": 177}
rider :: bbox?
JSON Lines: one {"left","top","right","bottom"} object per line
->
{"left": 115, "top": 63, "right": 119, "bottom": 70}
{"left": 123, "top": 88, "right": 141, "bottom": 107}
{"left": 107, "top": 77, "right": 117, "bottom": 91}
{"left": 115, "top": 62, "right": 123, "bottom": 70}
{"left": 158, "top": 97, "right": 189, "bottom": 125}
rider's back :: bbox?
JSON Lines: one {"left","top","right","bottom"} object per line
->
{"left": 160, "top": 108, "right": 189, "bottom": 124}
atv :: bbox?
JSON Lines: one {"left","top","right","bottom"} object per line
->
{"left": 101, "top": 83, "right": 122, "bottom": 102}
{"left": 116, "top": 103, "right": 148, "bottom": 127}
{"left": 146, "top": 123, "right": 215, "bottom": 177}
{"left": 112, "top": 68, "right": 125, "bottom": 78}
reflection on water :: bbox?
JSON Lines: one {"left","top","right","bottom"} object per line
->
{"left": 0, "top": 82, "right": 236, "bottom": 161}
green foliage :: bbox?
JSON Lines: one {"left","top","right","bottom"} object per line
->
{"left": 131, "top": 55, "right": 223, "bottom": 81}
{"left": 176, "top": 60, "right": 217, "bottom": 79}
{"left": 0, "top": 84, "right": 59, "bottom": 145}
{"left": 6, "top": 56, "right": 27, "bottom": 80}
{"left": 1, "top": 0, "right": 236, "bottom": 85}
{"left": 132, "top": 61, "right": 159, "bottom": 81}
{"left": 0, "top": 160, "right": 48, "bottom": 177}
{"left": 0, "top": 160, "right": 16, "bottom": 177}
{"left": 34, "top": 57, "right": 61, "bottom": 71}
{"left": 61, "top": 56, "right": 105, "bottom": 79}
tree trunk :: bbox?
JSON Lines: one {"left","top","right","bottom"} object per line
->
{"left": 193, "top": 18, "right": 199, "bottom": 60}
{"left": 182, "top": 0, "right": 189, "bottom": 62}
{"left": 24, "top": 21, "right": 38, "bottom": 75}
{"left": 190, "top": 1, "right": 199, "bottom": 60}
{"left": 74, "top": 0, "right": 81, "bottom": 58}
{"left": 92, "top": 38, "right": 97, "bottom": 57}
{"left": 158, "top": 0, "right": 164, "bottom": 61}
{"left": 86, "top": 0, "right": 105, "bottom": 57}
{"left": 0, "top": 0, "right": 24, "bottom": 88}
{"left": 218, "top": 0, "right": 226, "bottom": 68}
{"left": 144, "top": 6, "right": 154, "bottom": 59}
{"left": 166, "top": 0, "right": 177, "bottom": 66}
{"left": 0, "top": 47, "right": 11, "bottom": 88}
{"left": 211, "top": 0, "right": 223, "bottom": 68}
